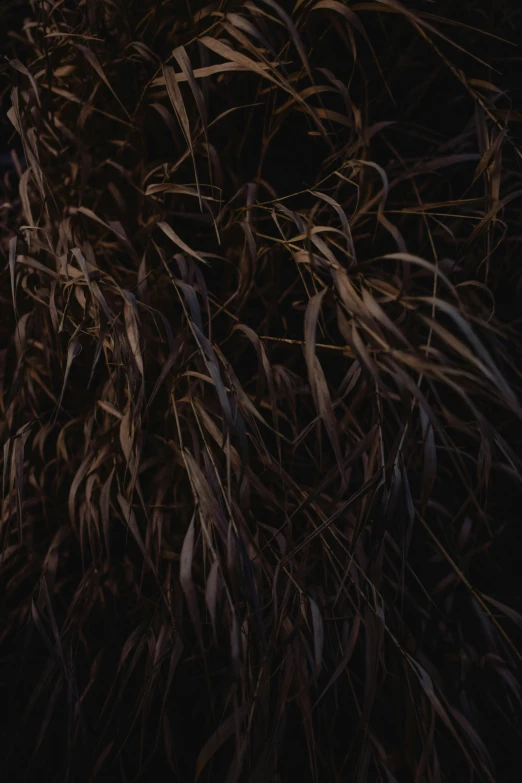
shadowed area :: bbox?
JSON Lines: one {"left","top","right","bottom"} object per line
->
{"left": 1, "top": 1, "right": 522, "bottom": 782}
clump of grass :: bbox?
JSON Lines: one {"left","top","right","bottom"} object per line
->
{"left": 1, "top": 1, "right": 522, "bottom": 781}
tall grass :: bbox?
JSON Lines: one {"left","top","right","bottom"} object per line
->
{"left": 1, "top": 1, "right": 522, "bottom": 781}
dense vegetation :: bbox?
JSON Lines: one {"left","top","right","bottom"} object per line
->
{"left": 1, "top": 1, "right": 522, "bottom": 781}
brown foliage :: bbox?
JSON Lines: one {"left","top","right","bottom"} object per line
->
{"left": 1, "top": 1, "right": 522, "bottom": 781}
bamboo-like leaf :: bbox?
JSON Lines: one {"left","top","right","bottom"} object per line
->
{"left": 10, "top": 59, "right": 41, "bottom": 106}
{"left": 76, "top": 44, "right": 131, "bottom": 118}
{"left": 180, "top": 513, "right": 203, "bottom": 645}
{"left": 122, "top": 290, "right": 144, "bottom": 376}
{"left": 304, "top": 289, "right": 344, "bottom": 479}
{"left": 195, "top": 705, "right": 249, "bottom": 782}
{"left": 53, "top": 338, "right": 82, "bottom": 422}
{"left": 157, "top": 221, "right": 208, "bottom": 265}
